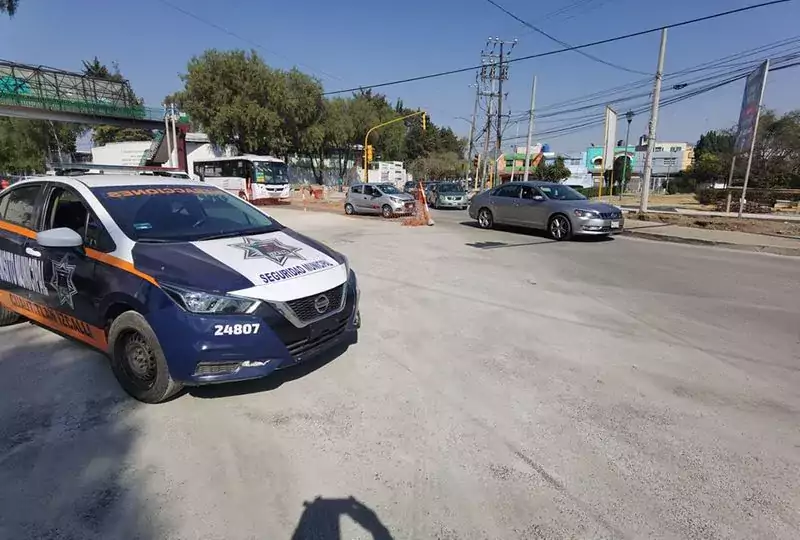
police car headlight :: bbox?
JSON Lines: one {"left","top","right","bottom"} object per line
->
{"left": 162, "top": 284, "right": 261, "bottom": 314}
{"left": 341, "top": 253, "right": 351, "bottom": 276}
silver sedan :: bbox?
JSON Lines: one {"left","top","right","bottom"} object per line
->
{"left": 468, "top": 181, "right": 624, "bottom": 240}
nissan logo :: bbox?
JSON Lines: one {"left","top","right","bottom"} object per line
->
{"left": 313, "top": 294, "right": 330, "bottom": 314}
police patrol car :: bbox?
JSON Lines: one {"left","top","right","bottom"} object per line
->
{"left": 0, "top": 174, "right": 360, "bottom": 403}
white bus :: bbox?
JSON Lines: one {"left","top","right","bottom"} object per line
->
{"left": 191, "top": 154, "right": 291, "bottom": 202}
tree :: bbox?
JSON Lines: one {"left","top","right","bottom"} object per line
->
{"left": 687, "top": 152, "right": 724, "bottom": 184}
{"left": 690, "top": 110, "right": 800, "bottom": 189}
{"left": 533, "top": 156, "right": 571, "bottom": 182}
{"left": 82, "top": 57, "right": 154, "bottom": 146}
{"left": 751, "top": 109, "right": 800, "bottom": 188}
{"left": 0, "top": 0, "right": 19, "bottom": 16}
{"left": 0, "top": 118, "right": 82, "bottom": 173}
{"left": 612, "top": 155, "right": 632, "bottom": 191}
{"left": 174, "top": 49, "right": 323, "bottom": 158}
{"left": 694, "top": 129, "right": 734, "bottom": 158}
{"left": 408, "top": 151, "right": 465, "bottom": 180}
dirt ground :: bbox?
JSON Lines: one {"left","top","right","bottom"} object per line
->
{"left": 631, "top": 211, "right": 800, "bottom": 237}
{"left": 598, "top": 193, "right": 710, "bottom": 210}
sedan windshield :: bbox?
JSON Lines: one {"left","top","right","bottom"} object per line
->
{"left": 438, "top": 183, "right": 463, "bottom": 193}
{"left": 378, "top": 184, "right": 401, "bottom": 195}
{"left": 538, "top": 184, "right": 587, "bottom": 201}
{"left": 92, "top": 185, "right": 282, "bottom": 242}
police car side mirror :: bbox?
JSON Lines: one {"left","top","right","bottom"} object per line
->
{"left": 37, "top": 228, "right": 84, "bottom": 249}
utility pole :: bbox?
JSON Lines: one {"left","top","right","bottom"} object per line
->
{"left": 465, "top": 83, "right": 479, "bottom": 189}
{"left": 480, "top": 85, "right": 493, "bottom": 190}
{"left": 522, "top": 74, "right": 537, "bottom": 182}
{"left": 640, "top": 28, "right": 667, "bottom": 214}
{"left": 493, "top": 38, "right": 516, "bottom": 186}
{"left": 477, "top": 43, "right": 498, "bottom": 190}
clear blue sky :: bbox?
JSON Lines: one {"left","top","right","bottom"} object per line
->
{"left": 3, "top": 0, "right": 800, "bottom": 153}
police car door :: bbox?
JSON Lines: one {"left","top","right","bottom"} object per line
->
{"left": 0, "top": 182, "right": 49, "bottom": 308}
{"left": 35, "top": 184, "right": 104, "bottom": 331}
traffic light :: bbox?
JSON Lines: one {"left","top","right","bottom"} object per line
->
{"left": 472, "top": 154, "right": 479, "bottom": 168}
{"left": 366, "top": 145, "right": 374, "bottom": 162}
{"left": 421, "top": 113, "right": 427, "bottom": 131}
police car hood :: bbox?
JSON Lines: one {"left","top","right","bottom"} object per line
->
{"left": 133, "top": 229, "right": 347, "bottom": 303}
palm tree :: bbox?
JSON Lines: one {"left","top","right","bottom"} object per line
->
{"left": 0, "top": 0, "right": 19, "bottom": 16}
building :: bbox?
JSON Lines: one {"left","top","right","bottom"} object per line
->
{"left": 367, "top": 161, "right": 410, "bottom": 186}
{"left": 584, "top": 137, "right": 694, "bottom": 191}
{"left": 554, "top": 151, "right": 592, "bottom": 188}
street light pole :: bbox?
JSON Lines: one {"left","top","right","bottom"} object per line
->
{"left": 620, "top": 111, "right": 633, "bottom": 202}
{"left": 466, "top": 84, "right": 479, "bottom": 188}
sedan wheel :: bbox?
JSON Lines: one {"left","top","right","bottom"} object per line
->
{"left": 344, "top": 203, "right": 355, "bottom": 215}
{"left": 477, "top": 208, "right": 494, "bottom": 229}
{"left": 382, "top": 204, "right": 393, "bottom": 218}
{"left": 549, "top": 215, "right": 573, "bottom": 241}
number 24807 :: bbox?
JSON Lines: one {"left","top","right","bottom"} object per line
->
{"left": 213, "top": 323, "right": 261, "bottom": 336}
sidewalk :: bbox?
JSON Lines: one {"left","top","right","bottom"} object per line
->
{"left": 623, "top": 219, "right": 800, "bottom": 256}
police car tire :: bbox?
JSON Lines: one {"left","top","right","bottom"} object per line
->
{"left": 0, "top": 306, "right": 20, "bottom": 326}
{"left": 107, "top": 311, "right": 182, "bottom": 404}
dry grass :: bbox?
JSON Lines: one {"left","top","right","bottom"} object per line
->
{"left": 632, "top": 212, "right": 800, "bottom": 237}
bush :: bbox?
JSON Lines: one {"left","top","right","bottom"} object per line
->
{"left": 696, "top": 188, "right": 778, "bottom": 207}
{"left": 695, "top": 188, "right": 718, "bottom": 205}
{"left": 666, "top": 175, "right": 696, "bottom": 194}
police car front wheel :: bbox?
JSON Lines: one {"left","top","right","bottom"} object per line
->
{"left": 0, "top": 306, "right": 21, "bottom": 326}
{"left": 108, "top": 311, "right": 182, "bottom": 404}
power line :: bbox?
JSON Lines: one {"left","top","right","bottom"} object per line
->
{"left": 483, "top": 0, "right": 648, "bottom": 75}
{"left": 505, "top": 58, "right": 800, "bottom": 143}
{"left": 156, "top": 0, "right": 342, "bottom": 82}
{"left": 540, "top": 0, "right": 602, "bottom": 22}
{"left": 322, "top": 0, "right": 790, "bottom": 95}
{"left": 508, "top": 36, "right": 800, "bottom": 119}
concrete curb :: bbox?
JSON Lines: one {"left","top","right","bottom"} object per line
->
{"left": 622, "top": 230, "right": 800, "bottom": 257}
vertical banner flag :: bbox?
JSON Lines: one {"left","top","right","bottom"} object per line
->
{"left": 735, "top": 60, "right": 769, "bottom": 153}
{"left": 603, "top": 106, "right": 618, "bottom": 170}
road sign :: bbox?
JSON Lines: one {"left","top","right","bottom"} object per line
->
{"left": 734, "top": 60, "right": 769, "bottom": 153}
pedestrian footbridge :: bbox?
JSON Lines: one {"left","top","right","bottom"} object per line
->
{"left": 0, "top": 59, "right": 165, "bottom": 129}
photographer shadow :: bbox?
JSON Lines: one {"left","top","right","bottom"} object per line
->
{"left": 291, "top": 496, "right": 394, "bottom": 540}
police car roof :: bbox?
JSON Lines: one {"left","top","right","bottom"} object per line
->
{"left": 51, "top": 175, "right": 201, "bottom": 189}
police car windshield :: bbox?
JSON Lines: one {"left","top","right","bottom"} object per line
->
{"left": 92, "top": 185, "right": 282, "bottom": 242}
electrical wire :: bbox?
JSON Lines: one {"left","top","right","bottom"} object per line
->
{"left": 507, "top": 38, "right": 800, "bottom": 121}
{"left": 322, "top": 0, "right": 790, "bottom": 95}
{"left": 532, "top": 36, "right": 800, "bottom": 115}
{"left": 502, "top": 58, "right": 800, "bottom": 143}
{"left": 156, "top": 0, "right": 342, "bottom": 82}
{"left": 540, "top": 0, "right": 602, "bottom": 22}
{"left": 483, "top": 0, "right": 648, "bottom": 75}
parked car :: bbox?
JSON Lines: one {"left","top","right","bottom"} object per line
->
{"left": 345, "top": 183, "right": 415, "bottom": 218}
{"left": 468, "top": 181, "right": 624, "bottom": 240}
{"left": 0, "top": 175, "right": 360, "bottom": 403}
{"left": 428, "top": 182, "right": 468, "bottom": 210}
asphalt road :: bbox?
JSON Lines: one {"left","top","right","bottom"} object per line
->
{"left": 1, "top": 207, "right": 798, "bottom": 539}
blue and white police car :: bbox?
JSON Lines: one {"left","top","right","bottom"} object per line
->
{"left": 0, "top": 175, "right": 360, "bottom": 403}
